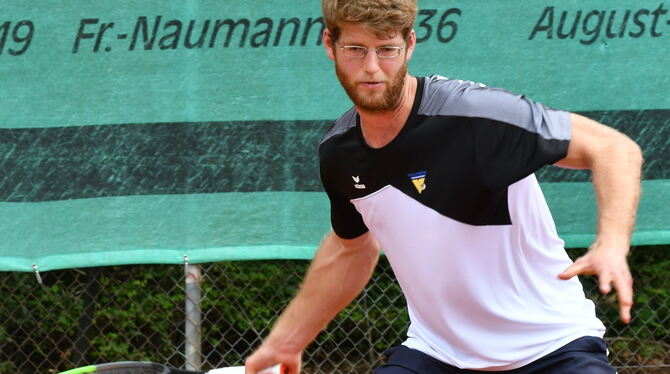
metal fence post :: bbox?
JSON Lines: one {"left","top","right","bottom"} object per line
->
{"left": 184, "top": 256, "right": 202, "bottom": 370}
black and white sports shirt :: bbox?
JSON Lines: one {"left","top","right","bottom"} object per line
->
{"left": 318, "top": 75, "right": 605, "bottom": 370}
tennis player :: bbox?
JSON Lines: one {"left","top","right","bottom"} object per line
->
{"left": 245, "top": 0, "right": 642, "bottom": 373}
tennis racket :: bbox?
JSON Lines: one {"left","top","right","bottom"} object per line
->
{"left": 58, "top": 361, "right": 287, "bottom": 374}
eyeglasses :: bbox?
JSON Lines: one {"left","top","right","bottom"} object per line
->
{"left": 338, "top": 45, "right": 405, "bottom": 59}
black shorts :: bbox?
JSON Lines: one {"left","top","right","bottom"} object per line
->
{"left": 374, "top": 336, "right": 616, "bottom": 374}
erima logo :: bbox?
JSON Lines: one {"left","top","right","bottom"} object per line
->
{"left": 408, "top": 171, "right": 427, "bottom": 194}
{"left": 352, "top": 176, "right": 366, "bottom": 189}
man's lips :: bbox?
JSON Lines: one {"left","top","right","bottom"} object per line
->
{"left": 359, "top": 81, "right": 384, "bottom": 89}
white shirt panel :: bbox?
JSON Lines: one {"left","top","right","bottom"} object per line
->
{"left": 350, "top": 175, "right": 605, "bottom": 370}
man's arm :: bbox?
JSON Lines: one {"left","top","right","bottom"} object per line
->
{"left": 555, "top": 113, "right": 643, "bottom": 323}
{"left": 245, "top": 231, "right": 381, "bottom": 374}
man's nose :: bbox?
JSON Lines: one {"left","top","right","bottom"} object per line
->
{"left": 362, "top": 50, "right": 381, "bottom": 74}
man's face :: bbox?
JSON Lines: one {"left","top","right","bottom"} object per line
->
{"left": 325, "top": 23, "right": 414, "bottom": 112}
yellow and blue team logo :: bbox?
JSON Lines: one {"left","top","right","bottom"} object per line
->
{"left": 408, "top": 171, "right": 427, "bottom": 194}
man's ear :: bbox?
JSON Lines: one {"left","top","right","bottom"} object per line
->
{"left": 405, "top": 29, "right": 417, "bottom": 61}
{"left": 323, "top": 29, "right": 336, "bottom": 61}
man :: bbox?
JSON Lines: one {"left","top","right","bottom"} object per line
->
{"left": 245, "top": 0, "right": 642, "bottom": 373}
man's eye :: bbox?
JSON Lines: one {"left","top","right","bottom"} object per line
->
{"left": 378, "top": 47, "right": 400, "bottom": 57}
{"left": 348, "top": 47, "right": 366, "bottom": 53}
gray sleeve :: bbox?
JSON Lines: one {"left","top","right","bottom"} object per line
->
{"left": 419, "top": 75, "right": 571, "bottom": 143}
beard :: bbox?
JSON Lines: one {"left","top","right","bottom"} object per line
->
{"left": 335, "top": 61, "right": 408, "bottom": 112}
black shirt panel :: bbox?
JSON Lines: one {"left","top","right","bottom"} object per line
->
{"left": 319, "top": 76, "right": 571, "bottom": 238}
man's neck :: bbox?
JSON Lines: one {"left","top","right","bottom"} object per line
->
{"left": 358, "top": 75, "right": 417, "bottom": 149}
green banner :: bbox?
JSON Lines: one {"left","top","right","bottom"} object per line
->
{"left": 3, "top": 0, "right": 669, "bottom": 128}
{"left": 1, "top": 0, "right": 668, "bottom": 271}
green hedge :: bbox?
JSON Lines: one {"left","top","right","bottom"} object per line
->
{"left": 0, "top": 246, "right": 667, "bottom": 373}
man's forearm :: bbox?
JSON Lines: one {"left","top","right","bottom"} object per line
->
{"left": 559, "top": 114, "right": 644, "bottom": 251}
{"left": 263, "top": 232, "right": 380, "bottom": 353}
{"left": 590, "top": 133, "right": 643, "bottom": 250}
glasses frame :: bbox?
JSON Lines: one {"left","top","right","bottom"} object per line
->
{"left": 338, "top": 44, "right": 406, "bottom": 59}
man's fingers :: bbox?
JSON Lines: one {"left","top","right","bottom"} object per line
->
{"left": 559, "top": 250, "right": 634, "bottom": 324}
{"left": 245, "top": 351, "right": 300, "bottom": 374}
{"left": 558, "top": 260, "right": 590, "bottom": 280}
{"left": 618, "top": 298, "right": 632, "bottom": 324}
{"left": 613, "top": 273, "right": 634, "bottom": 324}
{"left": 245, "top": 356, "right": 270, "bottom": 374}
{"left": 286, "top": 362, "right": 300, "bottom": 374}
{"left": 598, "top": 272, "right": 613, "bottom": 294}
{"left": 245, "top": 361, "right": 259, "bottom": 374}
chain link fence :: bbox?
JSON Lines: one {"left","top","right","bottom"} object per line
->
{"left": 1, "top": 246, "right": 668, "bottom": 374}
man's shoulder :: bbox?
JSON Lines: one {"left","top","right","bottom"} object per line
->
{"left": 420, "top": 74, "right": 569, "bottom": 134}
{"left": 319, "top": 106, "right": 358, "bottom": 147}
{"left": 419, "top": 74, "right": 495, "bottom": 117}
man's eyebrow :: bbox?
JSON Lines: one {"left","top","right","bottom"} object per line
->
{"left": 340, "top": 42, "right": 403, "bottom": 47}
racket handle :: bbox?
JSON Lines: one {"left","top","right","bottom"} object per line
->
{"left": 209, "top": 363, "right": 287, "bottom": 374}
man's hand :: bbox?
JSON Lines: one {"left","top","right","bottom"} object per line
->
{"left": 244, "top": 341, "right": 301, "bottom": 374}
{"left": 558, "top": 241, "right": 633, "bottom": 323}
